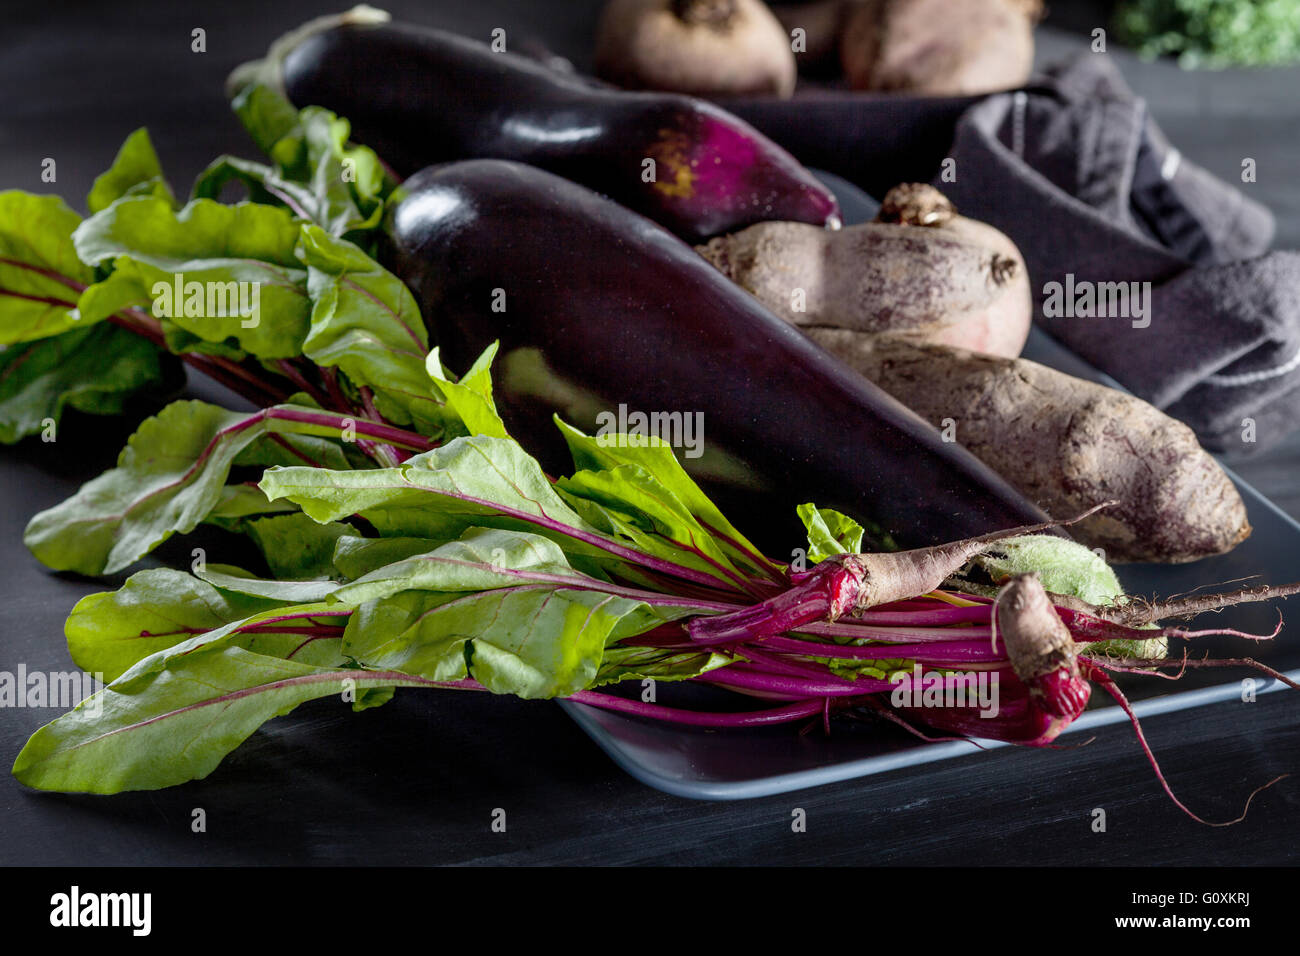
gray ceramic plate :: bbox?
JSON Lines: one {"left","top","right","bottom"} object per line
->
{"left": 558, "top": 173, "right": 1300, "bottom": 799}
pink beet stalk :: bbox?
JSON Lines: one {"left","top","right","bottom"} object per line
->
{"left": 688, "top": 554, "right": 865, "bottom": 645}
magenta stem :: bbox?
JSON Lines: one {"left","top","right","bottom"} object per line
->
{"left": 265, "top": 406, "right": 435, "bottom": 451}
{"left": 687, "top": 557, "right": 864, "bottom": 645}
{"left": 761, "top": 634, "right": 1006, "bottom": 664}
{"left": 696, "top": 664, "right": 891, "bottom": 697}
{"left": 796, "top": 622, "right": 995, "bottom": 643}
{"left": 852, "top": 604, "right": 993, "bottom": 626}
{"left": 565, "top": 690, "right": 828, "bottom": 727}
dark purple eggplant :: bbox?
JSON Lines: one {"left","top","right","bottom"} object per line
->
{"left": 383, "top": 158, "right": 1054, "bottom": 552}
{"left": 231, "top": 8, "right": 840, "bottom": 243}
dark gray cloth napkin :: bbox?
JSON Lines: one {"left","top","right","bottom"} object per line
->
{"left": 726, "top": 55, "right": 1300, "bottom": 453}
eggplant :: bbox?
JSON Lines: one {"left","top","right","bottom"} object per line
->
{"left": 231, "top": 7, "right": 840, "bottom": 243}
{"left": 383, "top": 159, "right": 1053, "bottom": 552}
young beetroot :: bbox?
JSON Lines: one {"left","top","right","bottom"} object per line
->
{"left": 604, "top": 559, "right": 1299, "bottom": 824}
{"left": 686, "top": 503, "right": 1112, "bottom": 645}
{"left": 996, "top": 573, "right": 1091, "bottom": 725}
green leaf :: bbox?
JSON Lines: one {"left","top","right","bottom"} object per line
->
{"left": 0, "top": 192, "right": 93, "bottom": 344}
{"left": 73, "top": 197, "right": 310, "bottom": 358}
{"left": 66, "top": 568, "right": 290, "bottom": 681}
{"left": 335, "top": 527, "right": 700, "bottom": 697}
{"left": 232, "top": 429, "right": 353, "bottom": 470}
{"left": 121, "top": 598, "right": 348, "bottom": 674}
{"left": 193, "top": 155, "right": 318, "bottom": 217}
{"left": 296, "top": 226, "right": 440, "bottom": 430}
{"left": 0, "top": 323, "right": 174, "bottom": 444}
{"left": 330, "top": 527, "right": 595, "bottom": 607}
{"left": 231, "top": 83, "right": 301, "bottom": 157}
{"left": 554, "top": 418, "right": 773, "bottom": 578}
{"left": 245, "top": 513, "right": 352, "bottom": 579}
{"left": 24, "top": 400, "right": 358, "bottom": 575}
{"left": 426, "top": 344, "right": 509, "bottom": 440}
{"left": 204, "top": 483, "right": 299, "bottom": 529}
{"left": 12, "top": 645, "right": 428, "bottom": 794}
{"left": 948, "top": 534, "right": 1123, "bottom": 606}
{"left": 556, "top": 462, "right": 747, "bottom": 587}
{"left": 260, "top": 434, "right": 602, "bottom": 544}
{"left": 797, "top": 503, "right": 865, "bottom": 564}
{"left": 87, "top": 128, "right": 176, "bottom": 215}
{"left": 593, "top": 643, "right": 733, "bottom": 687}
{"left": 344, "top": 582, "right": 689, "bottom": 699}
{"left": 330, "top": 535, "right": 445, "bottom": 580}
{"left": 279, "top": 105, "right": 389, "bottom": 231}
{"left": 260, "top": 434, "right": 748, "bottom": 590}
{"left": 193, "top": 564, "right": 342, "bottom": 604}
{"left": 208, "top": 85, "right": 393, "bottom": 239}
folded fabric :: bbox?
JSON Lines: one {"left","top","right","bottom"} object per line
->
{"left": 723, "top": 55, "right": 1298, "bottom": 453}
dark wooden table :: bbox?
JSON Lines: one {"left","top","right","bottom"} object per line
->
{"left": 2, "top": 0, "right": 1298, "bottom": 866}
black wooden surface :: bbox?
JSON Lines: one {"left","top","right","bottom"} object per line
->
{"left": 2, "top": 0, "right": 1299, "bottom": 866}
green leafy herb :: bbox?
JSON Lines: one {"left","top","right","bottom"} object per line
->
{"left": 297, "top": 225, "right": 438, "bottom": 429}
{"left": 12, "top": 645, "right": 431, "bottom": 794}
{"left": 23, "top": 400, "right": 362, "bottom": 575}
{"left": 73, "top": 196, "right": 310, "bottom": 358}
{"left": 245, "top": 512, "right": 354, "bottom": 580}
{"left": 0, "top": 323, "right": 176, "bottom": 444}
{"left": 195, "top": 84, "right": 394, "bottom": 241}
{"left": 0, "top": 192, "right": 94, "bottom": 345}
{"left": 87, "top": 127, "right": 176, "bottom": 215}
{"left": 1116, "top": 0, "right": 1300, "bottom": 68}
{"left": 66, "top": 568, "right": 291, "bottom": 681}
{"left": 797, "top": 503, "right": 866, "bottom": 564}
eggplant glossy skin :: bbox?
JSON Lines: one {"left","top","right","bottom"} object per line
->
{"left": 385, "top": 160, "right": 1051, "bottom": 551}
{"left": 279, "top": 20, "right": 839, "bottom": 243}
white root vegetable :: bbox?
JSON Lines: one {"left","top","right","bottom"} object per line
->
{"left": 696, "top": 183, "right": 1031, "bottom": 358}
{"left": 802, "top": 333, "right": 1252, "bottom": 564}
{"left": 594, "top": 0, "right": 798, "bottom": 97}
{"left": 840, "top": 0, "right": 1042, "bottom": 95}
{"left": 696, "top": 181, "right": 1246, "bottom": 564}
